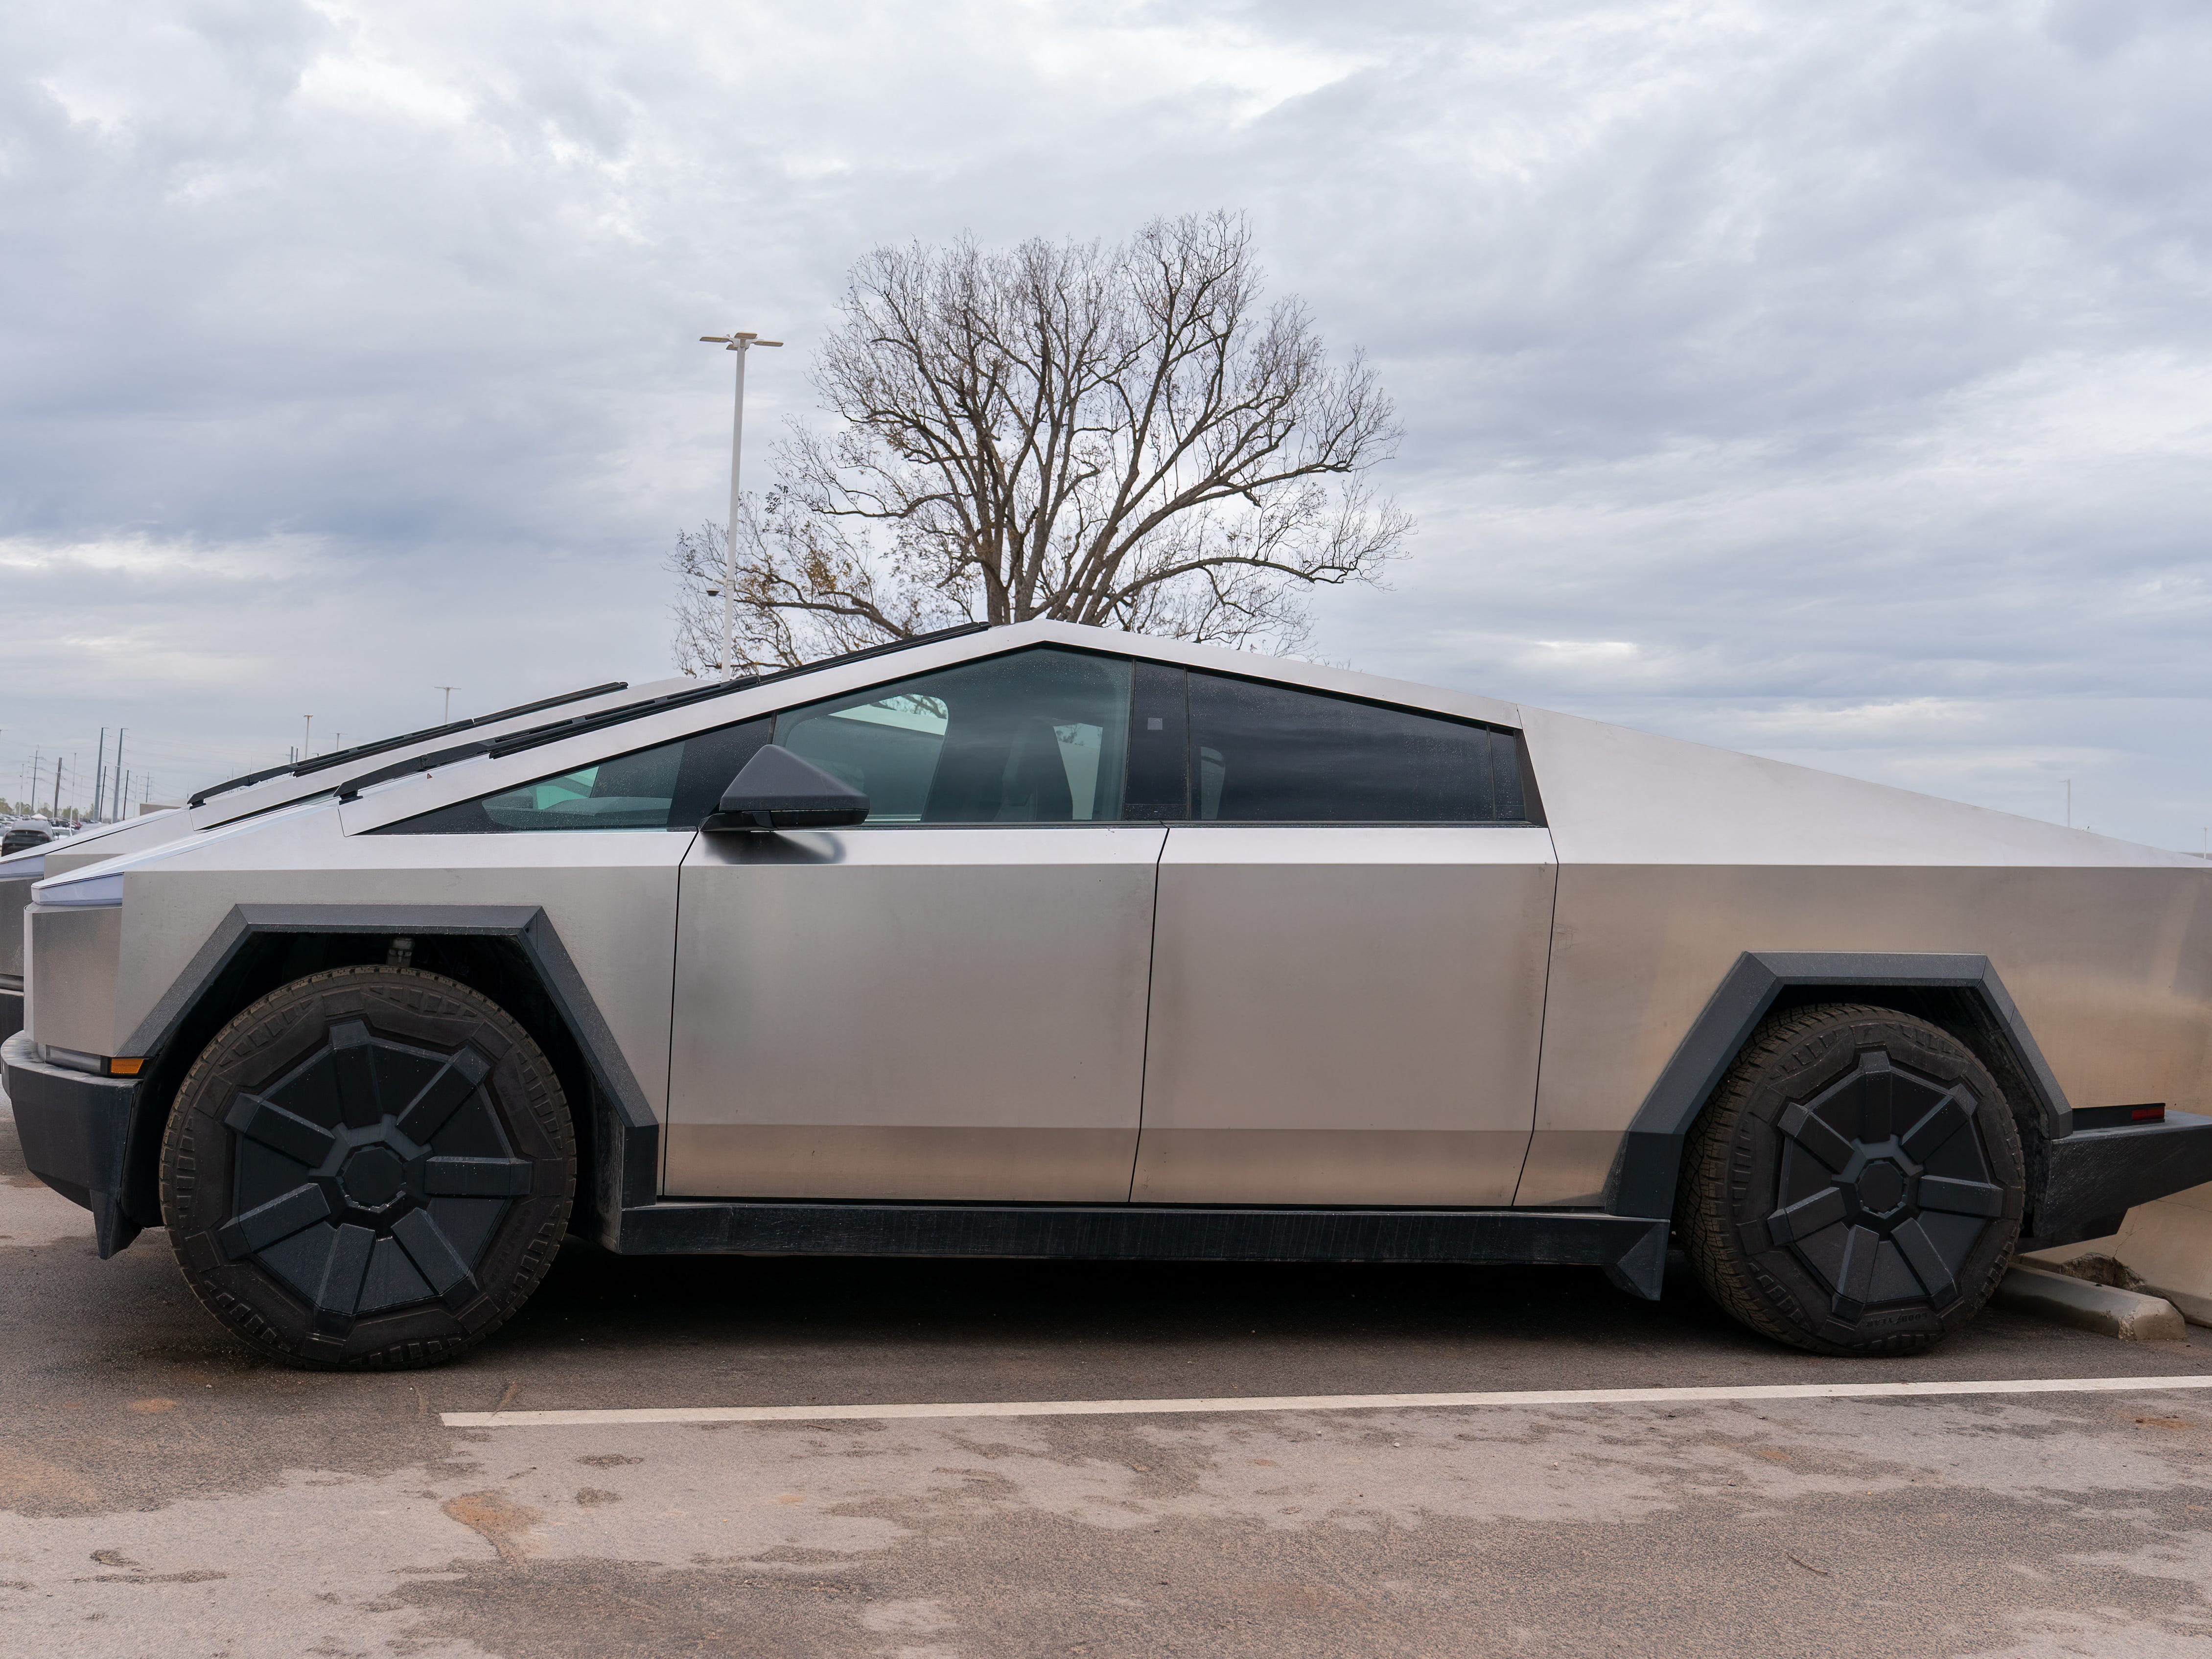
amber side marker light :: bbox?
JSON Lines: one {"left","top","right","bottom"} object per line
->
{"left": 108, "top": 1057, "right": 145, "bottom": 1076}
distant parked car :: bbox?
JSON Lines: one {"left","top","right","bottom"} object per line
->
{"left": 8, "top": 621, "right": 2212, "bottom": 1370}
{"left": 1, "top": 823, "right": 53, "bottom": 858}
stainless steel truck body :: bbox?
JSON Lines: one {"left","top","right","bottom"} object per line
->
{"left": 8, "top": 621, "right": 2209, "bottom": 1367}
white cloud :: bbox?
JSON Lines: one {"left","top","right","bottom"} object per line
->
{"left": 294, "top": 54, "right": 472, "bottom": 128}
{"left": 1, "top": 0, "right": 2209, "bottom": 842}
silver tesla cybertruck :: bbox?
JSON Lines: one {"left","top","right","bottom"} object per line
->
{"left": 9, "top": 622, "right": 2211, "bottom": 1369}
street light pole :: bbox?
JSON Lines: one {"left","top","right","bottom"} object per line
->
{"left": 699, "top": 328, "right": 783, "bottom": 679}
{"left": 436, "top": 686, "right": 459, "bottom": 724}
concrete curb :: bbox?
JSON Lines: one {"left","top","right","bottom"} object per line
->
{"left": 2150, "top": 1285, "right": 2212, "bottom": 1330}
{"left": 2021, "top": 1249, "right": 2212, "bottom": 1331}
{"left": 1998, "top": 1264, "right": 2187, "bottom": 1342}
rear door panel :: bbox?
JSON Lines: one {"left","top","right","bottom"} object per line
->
{"left": 1131, "top": 825, "right": 1556, "bottom": 1205}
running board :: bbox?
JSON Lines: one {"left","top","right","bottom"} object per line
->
{"left": 610, "top": 1201, "right": 1672, "bottom": 1300}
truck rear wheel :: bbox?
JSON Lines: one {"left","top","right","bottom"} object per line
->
{"left": 160, "top": 965, "right": 574, "bottom": 1369}
{"left": 1677, "top": 1003, "right": 2024, "bottom": 1357}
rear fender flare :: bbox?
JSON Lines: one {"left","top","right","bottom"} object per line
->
{"left": 1604, "top": 952, "right": 2069, "bottom": 1226}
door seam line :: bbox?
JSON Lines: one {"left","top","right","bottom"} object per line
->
{"left": 661, "top": 833, "right": 698, "bottom": 1198}
{"left": 1127, "top": 826, "right": 1169, "bottom": 1203}
{"left": 1508, "top": 829, "right": 1562, "bottom": 1208}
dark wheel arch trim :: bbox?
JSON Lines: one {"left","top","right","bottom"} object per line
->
{"left": 1605, "top": 950, "right": 2212, "bottom": 1249}
{"left": 113, "top": 905, "right": 655, "bottom": 1256}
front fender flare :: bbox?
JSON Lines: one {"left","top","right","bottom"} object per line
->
{"left": 119, "top": 904, "right": 658, "bottom": 1251}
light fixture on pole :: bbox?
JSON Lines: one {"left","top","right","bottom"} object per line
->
{"left": 699, "top": 328, "right": 783, "bottom": 679}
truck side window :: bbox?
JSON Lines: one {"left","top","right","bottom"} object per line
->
{"left": 1184, "top": 671, "right": 1525, "bottom": 823}
{"left": 772, "top": 647, "right": 1133, "bottom": 824}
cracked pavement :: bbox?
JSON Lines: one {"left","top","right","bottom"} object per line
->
{"left": 7, "top": 1104, "right": 2212, "bottom": 1657}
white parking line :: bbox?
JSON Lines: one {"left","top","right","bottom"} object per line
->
{"left": 443, "top": 1373, "right": 2212, "bottom": 1428}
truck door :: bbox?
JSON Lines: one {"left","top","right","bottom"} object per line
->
{"left": 665, "top": 646, "right": 1161, "bottom": 1203}
{"left": 1128, "top": 667, "right": 1555, "bottom": 1205}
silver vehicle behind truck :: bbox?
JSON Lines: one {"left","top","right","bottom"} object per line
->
{"left": 8, "top": 621, "right": 2211, "bottom": 1368}
{"left": 0, "top": 678, "right": 650, "bottom": 1044}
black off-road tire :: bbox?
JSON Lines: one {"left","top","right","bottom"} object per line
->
{"left": 160, "top": 966, "right": 574, "bottom": 1370}
{"left": 1677, "top": 1003, "right": 2025, "bottom": 1357}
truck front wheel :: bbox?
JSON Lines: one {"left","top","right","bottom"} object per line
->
{"left": 160, "top": 964, "right": 574, "bottom": 1369}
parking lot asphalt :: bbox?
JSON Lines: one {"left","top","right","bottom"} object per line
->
{"left": 8, "top": 1103, "right": 2212, "bottom": 1658}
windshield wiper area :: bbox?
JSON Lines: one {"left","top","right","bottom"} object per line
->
{"left": 480, "top": 623, "right": 992, "bottom": 762}
{"left": 186, "top": 762, "right": 295, "bottom": 805}
{"left": 333, "top": 740, "right": 496, "bottom": 802}
{"left": 291, "top": 680, "right": 633, "bottom": 776}
{"left": 188, "top": 679, "right": 631, "bottom": 807}
{"left": 336, "top": 622, "right": 993, "bottom": 801}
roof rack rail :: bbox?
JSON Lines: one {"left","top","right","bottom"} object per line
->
{"left": 338, "top": 622, "right": 993, "bottom": 801}
{"left": 186, "top": 679, "right": 630, "bottom": 807}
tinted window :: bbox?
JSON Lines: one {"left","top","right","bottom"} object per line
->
{"left": 1122, "top": 658, "right": 1189, "bottom": 822}
{"left": 377, "top": 652, "right": 1526, "bottom": 835}
{"left": 1186, "top": 672, "right": 1519, "bottom": 823}
{"left": 385, "top": 720, "right": 768, "bottom": 834}
{"left": 775, "top": 648, "right": 1131, "bottom": 823}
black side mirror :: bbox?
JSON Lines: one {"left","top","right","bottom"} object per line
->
{"left": 700, "top": 744, "right": 869, "bottom": 833}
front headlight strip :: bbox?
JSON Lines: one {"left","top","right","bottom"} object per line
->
{"left": 33, "top": 870, "right": 124, "bottom": 908}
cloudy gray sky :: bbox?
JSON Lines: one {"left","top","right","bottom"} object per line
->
{"left": 4, "top": 0, "right": 2208, "bottom": 844}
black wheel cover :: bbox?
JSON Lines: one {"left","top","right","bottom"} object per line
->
{"left": 162, "top": 966, "right": 574, "bottom": 1369}
{"left": 1765, "top": 1048, "right": 2007, "bottom": 1321}
{"left": 1679, "top": 1004, "right": 2025, "bottom": 1356}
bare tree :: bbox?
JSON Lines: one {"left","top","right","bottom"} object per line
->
{"left": 670, "top": 211, "right": 1409, "bottom": 674}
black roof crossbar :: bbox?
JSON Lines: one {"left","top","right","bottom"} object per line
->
{"left": 188, "top": 679, "right": 630, "bottom": 807}
{"left": 336, "top": 622, "right": 993, "bottom": 802}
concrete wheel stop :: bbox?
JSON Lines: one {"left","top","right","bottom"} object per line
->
{"left": 2000, "top": 1261, "right": 2188, "bottom": 1342}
